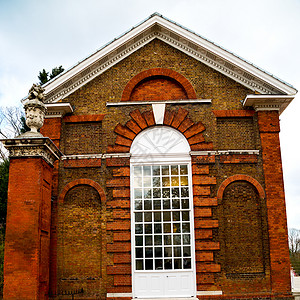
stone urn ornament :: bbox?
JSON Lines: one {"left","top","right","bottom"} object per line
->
{"left": 21, "top": 84, "right": 47, "bottom": 137}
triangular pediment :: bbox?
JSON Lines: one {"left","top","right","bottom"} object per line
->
{"left": 42, "top": 13, "right": 297, "bottom": 103}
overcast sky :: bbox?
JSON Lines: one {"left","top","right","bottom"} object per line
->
{"left": 0, "top": 0, "right": 299, "bottom": 228}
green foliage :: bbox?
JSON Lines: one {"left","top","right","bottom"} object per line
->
{"left": 291, "top": 252, "right": 300, "bottom": 275}
{"left": 0, "top": 160, "right": 9, "bottom": 227}
{"left": 20, "top": 116, "right": 30, "bottom": 134}
{"left": 38, "top": 65, "right": 64, "bottom": 85}
{"left": 49, "top": 66, "right": 64, "bottom": 80}
{"left": 38, "top": 69, "right": 49, "bottom": 85}
{"left": 0, "top": 229, "right": 4, "bottom": 297}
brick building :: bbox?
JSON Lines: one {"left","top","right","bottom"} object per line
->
{"left": 2, "top": 13, "right": 298, "bottom": 299}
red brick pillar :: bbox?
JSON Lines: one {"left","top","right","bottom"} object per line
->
{"left": 257, "top": 110, "right": 292, "bottom": 295}
{"left": 1, "top": 137, "right": 62, "bottom": 300}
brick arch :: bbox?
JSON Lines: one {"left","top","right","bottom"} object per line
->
{"left": 107, "top": 107, "right": 214, "bottom": 153}
{"left": 58, "top": 178, "right": 106, "bottom": 204}
{"left": 217, "top": 174, "right": 265, "bottom": 201}
{"left": 121, "top": 68, "right": 197, "bottom": 101}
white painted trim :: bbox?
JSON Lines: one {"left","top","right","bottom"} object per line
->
{"left": 45, "top": 102, "right": 73, "bottom": 118}
{"left": 196, "top": 291, "right": 223, "bottom": 296}
{"left": 62, "top": 154, "right": 103, "bottom": 160}
{"left": 107, "top": 293, "right": 133, "bottom": 298}
{"left": 106, "top": 99, "right": 212, "bottom": 106}
{"left": 103, "top": 153, "right": 131, "bottom": 158}
{"left": 152, "top": 103, "right": 166, "bottom": 124}
{"left": 190, "top": 150, "right": 259, "bottom": 156}
{"left": 243, "top": 94, "right": 295, "bottom": 115}
{"left": 40, "top": 14, "right": 296, "bottom": 104}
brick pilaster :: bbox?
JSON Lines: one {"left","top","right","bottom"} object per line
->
{"left": 257, "top": 110, "right": 292, "bottom": 295}
{"left": 2, "top": 137, "right": 62, "bottom": 300}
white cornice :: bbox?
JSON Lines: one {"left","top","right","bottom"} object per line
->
{"left": 243, "top": 94, "right": 295, "bottom": 115}
{"left": 41, "top": 14, "right": 297, "bottom": 104}
{"left": 45, "top": 103, "right": 74, "bottom": 118}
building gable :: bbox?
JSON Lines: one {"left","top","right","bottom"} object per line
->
{"left": 41, "top": 13, "right": 297, "bottom": 105}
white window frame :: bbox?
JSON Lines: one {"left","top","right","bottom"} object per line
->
{"left": 130, "top": 126, "right": 196, "bottom": 298}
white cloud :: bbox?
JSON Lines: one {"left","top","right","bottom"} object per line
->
{"left": 0, "top": 0, "right": 299, "bottom": 227}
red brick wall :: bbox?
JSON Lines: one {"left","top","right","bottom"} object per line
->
{"left": 4, "top": 158, "right": 53, "bottom": 300}
{"left": 258, "top": 111, "right": 291, "bottom": 294}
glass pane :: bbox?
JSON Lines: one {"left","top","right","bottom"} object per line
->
{"left": 154, "top": 212, "right": 161, "bottom": 222}
{"left": 183, "top": 234, "right": 190, "bottom": 245}
{"left": 135, "top": 224, "right": 143, "bottom": 234}
{"left": 171, "top": 176, "right": 179, "bottom": 186}
{"left": 135, "top": 200, "right": 142, "bottom": 210}
{"left": 136, "top": 236, "right": 143, "bottom": 246}
{"left": 153, "top": 188, "right": 161, "bottom": 198}
{"left": 136, "top": 260, "right": 143, "bottom": 270}
{"left": 144, "top": 212, "right": 152, "bottom": 222}
{"left": 154, "top": 235, "right": 162, "bottom": 245}
{"left": 136, "top": 248, "right": 143, "bottom": 258}
{"left": 154, "top": 200, "right": 161, "bottom": 210}
{"left": 155, "top": 259, "right": 163, "bottom": 270}
{"left": 145, "top": 259, "right": 153, "bottom": 270}
{"left": 154, "top": 223, "right": 162, "bottom": 233}
{"left": 162, "top": 177, "right": 170, "bottom": 187}
{"left": 134, "top": 177, "right": 142, "bottom": 187}
{"left": 155, "top": 247, "right": 162, "bottom": 257}
{"left": 145, "top": 247, "right": 153, "bottom": 258}
{"left": 164, "top": 247, "right": 172, "bottom": 257}
{"left": 153, "top": 177, "right": 160, "bottom": 187}
{"left": 182, "top": 211, "right": 190, "bottom": 221}
{"left": 134, "top": 166, "right": 142, "bottom": 177}
{"left": 162, "top": 165, "right": 169, "bottom": 175}
{"left": 172, "top": 199, "right": 180, "bottom": 209}
{"left": 135, "top": 212, "right": 142, "bottom": 222}
{"left": 163, "top": 223, "right": 171, "bottom": 233}
{"left": 163, "top": 212, "right": 171, "bottom": 221}
{"left": 145, "top": 224, "right": 152, "bottom": 234}
{"left": 182, "top": 223, "right": 190, "bottom": 233}
{"left": 134, "top": 189, "right": 142, "bottom": 199}
{"left": 143, "top": 177, "right": 151, "bottom": 187}
{"left": 174, "top": 259, "right": 182, "bottom": 269}
{"left": 181, "top": 198, "right": 189, "bottom": 209}
{"left": 145, "top": 236, "right": 153, "bottom": 246}
{"left": 181, "top": 187, "right": 189, "bottom": 198}
{"left": 144, "top": 200, "right": 152, "bottom": 210}
{"left": 174, "top": 247, "right": 182, "bottom": 257}
{"left": 152, "top": 166, "right": 160, "bottom": 175}
{"left": 144, "top": 188, "right": 151, "bottom": 199}
{"left": 162, "top": 188, "right": 170, "bottom": 198}
{"left": 173, "top": 235, "right": 181, "bottom": 245}
{"left": 183, "top": 246, "right": 191, "bottom": 257}
{"left": 183, "top": 258, "right": 191, "bottom": 269}
{"left": 172, "top": 188, "right": 179, "bottom": 198}
{"left": 171, "top": 165, "right": 179, "bottom": 175}
{"left": 180, "top": 176, "right": 188, "bottom": 186}
{"left": 173, "top": 223, "right": 181, "bottom": 233}
{"left": 143, "top": 166, "right": 151, "bottom": 176}
{"left": 163, "top": 199, "right": 170, "bottom": 209}
{"left": 172, "top": 211, "right": 180, "bottom": 221}
{"left": 180, "top": 165, "right": 188, "bottom": 175}
{"left": 164, "top": 235, "right": 172, "bottom": 245}
{"left": 164, "top": 259, "right": 172, "bottom": 269}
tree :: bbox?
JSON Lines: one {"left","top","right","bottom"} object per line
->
{"left": 289, "top": 228, "right": 300, "bottom": 275}
{"left": 38, "top": 65, "right": 64, "bottom": 85}
{"left": 38, "top": 69, "right": 49, "bottom": 85}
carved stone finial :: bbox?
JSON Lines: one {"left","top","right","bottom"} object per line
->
{"left": 23, "top": 84, "right": 47, "bottom": 136}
